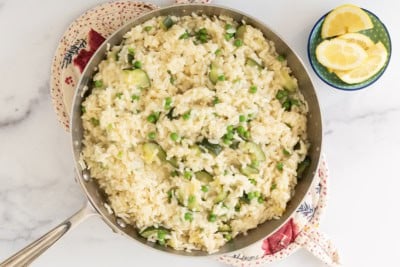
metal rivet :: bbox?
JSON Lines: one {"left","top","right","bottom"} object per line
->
{"left": 116, "top": 218, "right": 126, "bottom": 228}
{"left": 82, "top": 170, "right": 90, "bottom": 182}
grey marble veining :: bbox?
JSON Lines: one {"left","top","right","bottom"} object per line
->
{"left": 0, "top": 0, "right": 399, "bottom": 267}
{"left": 0, "top": 83, "right": 49, "bottom": 128}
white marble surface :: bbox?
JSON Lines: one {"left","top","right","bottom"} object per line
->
{"left": 0, "top": 0, "right": 399, "bottom": 266}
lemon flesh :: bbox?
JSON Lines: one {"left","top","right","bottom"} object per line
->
{"left": 316, "top": 39, "right": 367, "bottom": 71}
{"left": 321, "top": 4, "right": 373, "bottom": 38}
{"left": 335, "top": 42, "right": 388, "bottom": 84}
{"left": 338, "top": 33, "right": 374, "bottom": 49}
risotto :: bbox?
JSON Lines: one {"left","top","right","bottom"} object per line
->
{"left": 81, "top": 14, "right": 309, "bottom": 253}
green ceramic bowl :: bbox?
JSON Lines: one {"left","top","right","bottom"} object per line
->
{"left": 308, "top": 8, "right": 391, "bottom": 91}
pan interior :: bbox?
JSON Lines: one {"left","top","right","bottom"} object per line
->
{"left": 70, "top": 4, "right": 322, "bottom": 256}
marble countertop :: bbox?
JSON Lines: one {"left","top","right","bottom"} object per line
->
{"left": 0, "top": 0, "right": 399, "bottom": 266}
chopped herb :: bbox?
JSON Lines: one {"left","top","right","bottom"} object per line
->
{"left": 147, "top": 112, "right": 160, "bottom": 124}
{"left": 117, "top": 151, "right": 123, "bottom": 158}
{"left": 179, "top": 30, "right": 190, "bottom": 40}
{"left": 128, "top": 47, "right": 135, "bottom": 55}
{"left": 195, "top": 28, "right": 210, "bottom": 44}
{"left": 144, "top": 26, "right": 153, "bottom": 32}
{"left": 213, "top": 97, "right": 220, "bottom": 105}
{"left": 283, "top": 149, "right": 291, "bottom": 156}
{"left": 164, "top": 97, "right": 172, "bottom": 110}
{"left": 166, "top": 107, "right": 178, "bottom": 120}
{"left": 201, "top": 185, "right": 209, "bottom": 192}
{"left": 197, "top": 139, "right": 223, "bottom": 155}
{"left": 208, "top": 213, "right": 217, "bottom": 222}
{"left": 94, "top": 80, "right": 103, "bottom": 88}
{"left": 294, "top": 142, "right": 301, "bottom": 150}
{"left": 229, "top": 140, "right": 240, "bottom": 149}
{"left": 270, "top": 183, "right": 277, "bottom": 191}
{"left": 243, "top": 131, "right": 250, "bottom": 140}
{"left": 90, "top": 117, "right": 100, "bottom": 126}
{"left": 182, "top": 110, "right": 191, "bottom": 120}
{"left": 215, "top": 48, "right": 222, "bottom": 56}
{"left": 277, "top": 54, "right": 286, "bottom": 62}
{"left": 162, "top": 16, "right": 174, "bottom": 30}
{"left": 257, "top": 196, "right": 265, "bottom": 203}
{"left": 184, "top": 212, "right": 193, "bottom": 222}
{"left": 234, "top": 38, "right": 243, "bottom": 47}
{"left": 276, "top": 89, "right": 288, "bottom": 100}
{"left": 170, "top": 170, "right": 179, "bottom": 177}
{"left": 277, "top": 162, "right": 284, "bottom": 171}
{"left": 131, "top": 94, "right": 140, "bottom": 102}
{"left": 170, "top": 132, "right": 180, "bottom": 142}
{"left": 239, "top": 115, "right": 246, "bottom": 122}
{"left": 116, "top": 92, "right": 123, "bottom": 99}
{"left": 167, "top": 70, "right": 176, "bottom": 85}
{"left": 282, "top": 100, "right": 292, "bottom": 111}
{"left": 297, "top": 156, "right": 311, "bottom": 178}
{"left": 223, "top": 233, "right": 232, "bottom": 241}
{"left": 127, "top": 53, "right": 134, "bottom": 64}
{"left": 249, "top": 85, "right": 257, "bottom": 94}
{"left": 227, "top": 125, "right": 234, "bottom": 132}
{"left": 148, "top": 131, "right": 156, "bottom": 140}
{"left": 81, "top": 106, "right": 86, "bottom": 114}
{"left": 249, "top": 178, "right": 257, "bottom": 185}
{"left": 217, "top": 74, "right": 225, "bottom": 81}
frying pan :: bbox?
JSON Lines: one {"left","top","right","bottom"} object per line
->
{"left": 1, "top": 4, "right": 322, "bottom": 266}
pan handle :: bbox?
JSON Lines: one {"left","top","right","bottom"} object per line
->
{"left": 0, "top": 203, "right": 97, "bottom": 267}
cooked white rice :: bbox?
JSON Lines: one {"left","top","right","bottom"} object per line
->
{"left": 81, "top": 14, "right": 309, "bottom": 253}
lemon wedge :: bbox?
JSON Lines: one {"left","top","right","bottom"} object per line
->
{"left": 334, "top": 42, "right": 387, "bottom": 84}
{"left": 321, "top": 4, "right": 373, "bottom": 38}
{"left": 316, "top": 38, "right": 367, "bottom": 70}
{"left": 338, "top": 33, "right": 374, "bottom": 49}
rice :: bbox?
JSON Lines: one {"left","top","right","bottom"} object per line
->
{"left": 81, "top": 14, "right": 309, "bottom": 253}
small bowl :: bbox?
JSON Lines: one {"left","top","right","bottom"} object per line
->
{"left": 307, "top": 8, "right": 392, "bottom": 91}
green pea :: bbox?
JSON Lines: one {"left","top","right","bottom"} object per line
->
{"left": 208, "top": 213, "right": 217, "bottom": 222}
{"left": 239, "top": 115, "right": 246, "bottom": 122}
{"left": 201, "top": 185, "right": 209, "bottom": 192}
{"left": 184, "top": 212, "right": 193, "bottom": 222}
{"left": 249, "top": 85, "right": 257, "bottom": 94}
{"left": 234, "top": 39, "right": 243, "bottom": 47}
{"left": 184, "top": 171, "right": 192, "bottom": 180}
{"left": 134, "top": 61, "right": 142, "bottom": 69}
{"left": 94, "top": 80, "right": 103, "bottom": 88}
{"left": 148, "top": 132, "right": 156, "bottom": 140}
{"left": 170, "top": 132, "right": 180, "bottom": 142}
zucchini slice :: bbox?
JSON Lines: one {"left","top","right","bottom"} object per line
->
{"left": 122, "top": 69, "right": 151, "bottom": 89}
{"left": 242, "top": 142, "right": 266, "bottom": 162}
{"left": 245, "top": 57, "right": 263, "bottom": 70}
{"left": 209, "top": 62, "right": 219, "bottom": 84}
{"left": 195, "top": 170, "right": 213, "bottom": 183}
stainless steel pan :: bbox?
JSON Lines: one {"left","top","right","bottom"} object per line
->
{"left": 1, "top": 4, "right": 322, "bottom": 266}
